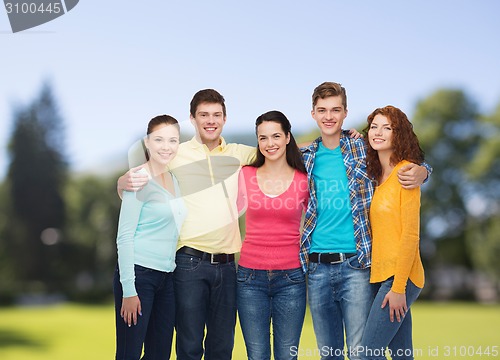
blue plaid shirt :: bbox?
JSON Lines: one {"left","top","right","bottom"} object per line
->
{"left": 300, "top": 133, "right": 374, "bottom": 273}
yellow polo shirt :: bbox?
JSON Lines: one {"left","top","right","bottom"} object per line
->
{"left": 168, "top": 137, "right": 256, "bottom": 254}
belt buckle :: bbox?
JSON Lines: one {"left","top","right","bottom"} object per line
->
{"left": 329, "top": 253, "right": 345, "bottom": 265}
{"left": 210, "top": 254, "right": 220, "bottom": 265}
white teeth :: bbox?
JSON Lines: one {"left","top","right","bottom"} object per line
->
{"left": 205, "top": 127, "right": 216, "bottom": 131}
{"left": 267, "top": 149, "right": 278, "bottom": 153}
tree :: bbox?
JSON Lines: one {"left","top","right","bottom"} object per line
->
{"left": 412, "top": 89, "right": 500, "bottom": 299}
{"left": 6, "top": 81, "right": 68, "bottom": 292}
{"left": 0, "top": 180, "right": 17, "bottom": 304}
{"left": 412, "top": 89, "right": 480, "bottom": 266}
{"left": 464, "top": 102, "right": 500, "bottom": 287}
{"left": 63, "top": 173, "right": 122, "bottom": 301}
{"left": 467, "top": 102, "right": 500, "bottom": 198}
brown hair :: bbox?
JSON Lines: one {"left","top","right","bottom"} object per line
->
{"left": 363, "top": 105, "right": 424, "bottom": 181}
{"left": 189, "top": 89, "right": 226, "bottom": 117}
{"left": 312, "top": 82, "right": 347, "bottom": 110}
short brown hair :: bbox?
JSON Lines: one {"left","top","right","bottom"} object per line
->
{"left": 190, "top": 89, "right": 226, "bottom": 117}
{"left": 312, "top": 82, "right": 347, "bottom": 110}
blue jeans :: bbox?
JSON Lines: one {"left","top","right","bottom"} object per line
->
{"left": 360, "top": 278, "right": 422, "bottom": 360}
{"left": 114, "top": 264, "right": 175, "bottom": 360}
{"left": 174, "top": 252, "right": 237, "bottom": 360}
{"left": 307, "top": 256, "right": 376, "bottom": 360}
{"left": 237, "top": 266, "right": 306, "bottom": 360}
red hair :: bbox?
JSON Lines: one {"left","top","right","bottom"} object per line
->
{"left": 363, "top": 105, "right": 424, "bottom": 181}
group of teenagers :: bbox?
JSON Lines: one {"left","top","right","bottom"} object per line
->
{"left": 113, "top": 81, "right": 431, "bottom": 360}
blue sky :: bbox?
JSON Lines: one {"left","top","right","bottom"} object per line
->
{"left": 1, "top": 0, "right": 499, "bottom": 179}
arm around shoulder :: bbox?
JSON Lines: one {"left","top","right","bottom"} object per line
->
{"left": 117, "top": 165, "right": 150, "bottom": 197}
{"left": 397, "top": 162, "right": 431, "bottom": 189}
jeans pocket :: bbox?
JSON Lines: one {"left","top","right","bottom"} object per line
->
{"left": 307, "top": 261, "right": 318, "bottom": 275}
{"left": 236, "top": 266, "right": 252, "bottom": 283}
{"left": 346, "top": 255, "right": 366, "bottom": 270}
{"left": 285, "top": 268, "right": 305, "bottom": 284}
{"left": 175, "top": 253, "right": 201, "bottom": 271}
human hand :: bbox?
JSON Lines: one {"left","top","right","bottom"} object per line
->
{"left": 117, "top": 165, "right": 149, "bottom": 196}
{"left": 348, "top": 128, "right": 363, "bottom": 140}
{"left": 121, "top": 295, "right": 142, "bottom": 327}
{"left": 397, "top": 163, "right": 427, "bottom": 189}
{"left": 381, "top": 290, "right": 407, "bottom": 323}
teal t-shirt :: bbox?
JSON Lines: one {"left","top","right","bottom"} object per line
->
{"left": 310, "top": 142, "right": 356, "bottom": 253}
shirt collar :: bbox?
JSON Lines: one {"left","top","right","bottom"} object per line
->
{"left": 303, "top": 131, "right": 349, "bottom": 153}
{"left": 187, "top": 136, "right": 227, "bottom": 152}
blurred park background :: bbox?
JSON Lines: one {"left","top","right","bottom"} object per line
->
{"left": 1, "top": 79, "right": 499, "bottom": 305}
{"left": 1, "top": 1, "right": 500, "bottom": 359}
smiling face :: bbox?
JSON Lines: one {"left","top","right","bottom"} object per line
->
{"left": 191, "top": 102, "right": 226, "bottom": 150}
{"left": 368, "top": 114, "right": 393, "bottom": 153}
{"left": 311, "top": 95, "right": 348, "bottom": 139}
{"left": 145, "top": 123, "right": 180, "bottom": 166}
{"left": 257, "top": 120, "right": 290, "bottom": 162}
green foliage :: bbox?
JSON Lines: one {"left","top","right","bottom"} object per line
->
{"left": 0, "top": 182, "right": 17, "bottom": 304}
{"left": 466, "top": 217, "right": 500, "bottom": 283}
{"left": 465, "top": 103, "right": 500, "bottom": 207}
{"left": 5, "top": 82, "right": 68, "bottom": 293}
{"left": 412, "top": 90, "right": 479, "bottom": 267}
{"left": 467, "top": 103, "right": 500, "bottom": 179}
{"left": 413, "top": 89, "right": 479, "bottom": 229}
{"left": 8, "top": 83, "right": 67, "bottom": 228}
{"left": 63, "top": 173, "right": 122, "bottom": 301}
{"left": 2, "top": 81, "right": 126, "bottom": 303}
{"left": 412, "top": 89, "right": 500, "bottom": 298}
{"left": 462, "top": 104, "right": 500, "bottom": 285}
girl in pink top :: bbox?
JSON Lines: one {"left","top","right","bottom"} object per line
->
{"left": 237, "top": 110, "right": 309, "bottom": 360}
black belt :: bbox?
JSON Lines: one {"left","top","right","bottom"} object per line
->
{"left": 309, "top": 252, "right": 357, "bottom": 264}
{"left": 177, "top": 246, "right": 235, "bottom": 264}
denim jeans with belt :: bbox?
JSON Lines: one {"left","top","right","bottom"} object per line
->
{"left": 174, "top": 252, "right": 237, "bottom": 360}
{"left": 360, "top": 278, "right": 422, "bottom": 360}
{"left": 237, "top": 265, "right": 306, "bottom": 360}
{"left": 307, "top": 255, "right": 376, "bottom": 360}
{"left": 113, "top": 264, "right": 175, "bottom": 360}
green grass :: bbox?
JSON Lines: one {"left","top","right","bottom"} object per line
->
{"left": 0, "top": 302, "right": 499, "bottom": 359}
